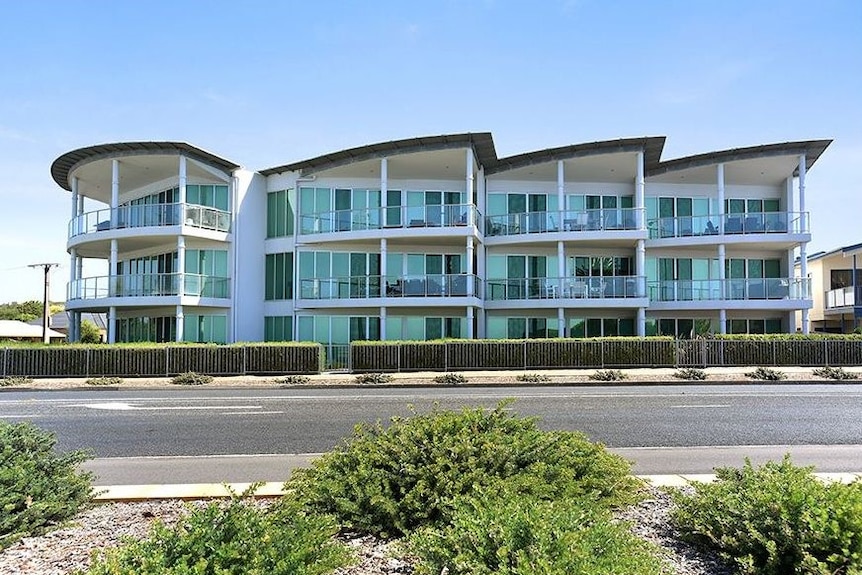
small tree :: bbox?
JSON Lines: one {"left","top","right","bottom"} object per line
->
{"left": 80, "top": 320, "right": 102, "bottom": 344}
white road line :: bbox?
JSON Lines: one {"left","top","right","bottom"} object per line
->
{"left": 222, "top": 411, "right": 285, "bottom": 415}
{"left": 669, "top": 404, "right": 730, "bottom": 408}
{"left": 79, "top": 402, "right": 263, "bottom": 411}
{"left": 0, "top": 415, "right": 39, "bottom": 418}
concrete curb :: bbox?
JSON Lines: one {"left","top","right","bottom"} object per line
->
{"left": 92, "top": 473, "right": 862, "bottom": 501}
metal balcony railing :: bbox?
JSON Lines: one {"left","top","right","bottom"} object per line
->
{"left": 485, "top": 276, "right": 646, "bottom": 300}
{"left": 825, "top": 286, "right": 862, "bottom": 309}
{"left": 68, "top": 273, "right": 230, "bottom": 300}
{"left": 299, "top": 204, "right": 482, "bottom": 235}
{"left": 298, "top": 274, "right": 481, "bottom": 299}
{"left": 646, "top": 211, "right": 809, "bottom": 240}
{"left": 69, "top": 203, "right": 231, "bottom": 238}
{"left": 647, "top": 278, "right": 810, "bottom": 302}
{"left": 485, "top": 208, "right": 643, "bottom": 237}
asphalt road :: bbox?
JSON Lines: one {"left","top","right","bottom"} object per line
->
{"left": 2, "top": 384, "right": 862, "bottom": 481}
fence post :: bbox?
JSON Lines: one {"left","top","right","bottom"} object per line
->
{"left": 2, "top": 347, "right": 5, "bottom": 378}
{"left": 165, "top": 346, "right": 170, "bottom": 377}
{"left": 523, "top": 341, "right": 527, "bottom": 370}
{"left": 772, "top": 340, "right": 777, "bottom": 366}
{"left": 824, "top": 338, "right": 829, "bottom": 366}
{"left": 601, "top": 340, "right": 605, "bottom": 368}
{"left": 86, "top": 348, "right": 91, "bottom": 378}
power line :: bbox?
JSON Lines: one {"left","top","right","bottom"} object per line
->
{"left": 28, "top": 263, "right": 60, "bottom": 344}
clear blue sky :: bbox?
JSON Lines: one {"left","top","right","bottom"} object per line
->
{"left": 0, "top": 0, "right": 859, "bottom": 304}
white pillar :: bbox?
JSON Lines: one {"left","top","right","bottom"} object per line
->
{"left": 637, "top": 308, "right": 646, "bottom": 337}
{"left": 380, "top": 306, "right": 387, "bottom": 341}
{"left": 70, "top": 176, "right": 79, "bottom": 234}
{"left": 466, "top": 148, "right": 474, "bottom": 205}
{"left": 635, "top": 151, "right": 645, "bottom": 229}
{"left": 785, "top": 176, "right": 794, "bottom": 214}
{"left": 69, "top": 249, "right": 77, "bottom": 314}
{"left": 636, "top": 239, "right": 645, "bottom": 284}
{"left": 558, "top": 308, "right": 565, "bottom": 338}
{"left": 717, "top": 163, "right": 725, "bottom": 234}
{"left": 557, "top": 160, "right": 565, "bottom": 219}
{"left": 466, "top": 237, "right": 475, "bottom": 296}
{"left": 108, "top": 306, "right": 116, "bottom": 344}
{"left": 476, "top": 167, "right": 485, "bottom": 229}
{"left": 557, "top": 239, "right": 565, "bottom": 335}
{"left": 718, "top": 244, "right": 726, "bottom": 330}
{"left": 109, "top": 240, "right": 118, "bottom": 291}
{"left": 110, "top": 159, "right": 120, "bottom": 227}
{"left": 380, "top": 238, "right": 388, "bottom": 279}
{"left": 177, "top": 235, "right": 186, "bottom": 286}
{"left": 380, "top": 157, "right": 388, "bottom": 229}
{"left": 798, "top": 154, "right": 809, "bottom": 334}
{"left": 178, "top": 155, "right": 187, "bottom": 225}
{"left": 719, "top": 309, "right": 727, "bottom": 335}
{"left": 477, "top": 242, "right": 486, "bottom": 299}
{"left": 477, "top": 307, "right": 486, "bottom": 338}
{"left": 467, "top": 306, "right": 475, "bottom": 339}
{"left": 176, "top": 304, "right": 184, "bottom": 342}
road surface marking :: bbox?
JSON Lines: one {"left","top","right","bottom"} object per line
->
{"left": 80, "top": 402, "right": 263, "bottom": 411}
{"left": 669, "top": 404, "right": 730, "bottom": 408}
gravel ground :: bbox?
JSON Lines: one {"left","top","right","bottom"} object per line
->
{"left": 0, "top": 486, "right": 733, "bottom": 575}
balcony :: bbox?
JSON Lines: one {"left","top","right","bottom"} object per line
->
{"left": 485, "top": 276, "right": 646, "bottom": 300}
{"left": 825, "top": 286, "right": 862, "bottom": 310}
{"left": 298, "top": 274, "right": 481, "bottom": 299}
{"left": 68, "top": 273, "right": 230, "bottom": 301}
{"left": 647, "top": 278, "right": 810, "bottom": 302}
{"left": 299, "top": 204, "right": 482, "bottom": 235}
{"left": 485, "top": 208, "right": 643, "bottom": 237}
{"left": 69, "top": 203, "right": 231, "bottom": 238}
{"left": 647, "top": 211, "right": 808, "bottom": 240}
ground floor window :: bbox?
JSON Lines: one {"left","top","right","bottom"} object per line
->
{"left": 116, "top": 316, "right": 175, "bottom": 343}
{"left": 386, "top": 316, "right": 466, "bottom": 340}
{"left": 183, "top": 314, "right": 227, "bottom": 344}
{"left": 297, "top": 315, "right": 380, "bottom": 344}
{"left": 567, "top": 317, "right": 635, "bottom": 338}
{"left": 264, "top": 316, "right": 293, "bottom": 342}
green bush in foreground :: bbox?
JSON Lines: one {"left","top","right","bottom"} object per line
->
{"left": 286, "top": 402, "right": 638, "bottom": 538}
{"left": 410, "top": 486, "right": 664, "bottom": 575}
{"left": 85, "top": 376, "right": 123, "bottom": 386}
{"left": 1, "top": 375, "right": 33, "bottom": 386}
{"left": 84, "top": 489, "right": 350, "bottom": 575}
{"left": 812, "top": 366, "right": 858, "bottom": 380}
{"left": 516, "top": 372, "right": 551, "bottom": 383}
{"left": 433, "top": 372, "right": 467, "bottom": 385}
{"left": 673, "top": 367, "right": 707, "bottom": 380}
{"left": 278, "top": 374, "right": 311, "bottom": 385}
{"left": 589, "top": 369, "right": 626, "bottom": 381}
{"left": 745, "top": 366, "right": 786, "bottom": 381}
{"left": 170, "top": 371, "right": 214, "bottom": 385}
{"left": 354, "top": 372, "right": 393, "bottom": 384}
{"left": 671, "top": 456, "right": 862, "bottom": 575}
{"left": 0, "top": 422, "right": 94, "bottom": 550}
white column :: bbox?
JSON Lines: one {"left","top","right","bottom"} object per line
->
{"left": 798, "top": 154, "right": 809, "bottom": 334}
{"left": 466, "top": 148, "right": 474, "bottom": 206}
{"left": 477, "top": 242, "right": 486, "bottom": 300}
{"left": 110, "top": 159, "right": 120, "bottom": 227}
{"left": 70, "top": 176, "right": 79, "bottom": 232}
{"left": 380, "top": 307, "right": 387, "bottom": 341}
{"left": 380, "top": 238, "right": 388, "bottom": 279}
{"left": 108, "top": 307, "right": 116, "bottom": 344}
{"left": 109, "top": 240, "right": 118, "bottom": 293}
{"left": 177, "top": 235, "right": 186, "bottom": 279}
{"left": 466, "top": 237, "right": 475, "bottom": 296}
{"left": 467, "top": 306, "right": 475, "bottom": 339}
{"left": 785, "top": 176, "right": 794, "bottom": 214}
{"left": 558, "top": 308, "right": 565, "bottom": 338}
{"left": 718, "top": 243, "right": 726, "bottom": 334}
{"left": 717, "top": 163, "right": 725, "bottom": 234}
{"left": 176, "top": 304, "right": 184, "bottom": 342}
{"left": 69, "top": 249, "right": 77, "bottom": 324}
{"left": 476, "top": 167, "right": 486, "bottom": 229}
{"left": 719, "top": 309, "right": 727, "bottom": 335}
{"left": 637, "top": 308, "right": 646, "bottom": 337}
{"left": 635, "top": 151, "right": 645, "bottom": 229}
{"left": 636, "top": 238, "right": 646, "bottom": 336}
{"left": 557, "top": 160, "right": 565, "bottom": 218}
{"left": 178, "top": 155, "right": 187, "bottom": 225}
{"left": 477, "top": 308, "right": 486, "bottom": 338}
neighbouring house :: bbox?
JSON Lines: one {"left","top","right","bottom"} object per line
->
{"left": 53, "top": 134, "right": 829, "bottom": 360}
{"left": 795, "top": 242, "right": 862, "bottom": 333}
{"left": 28, "top": 312, "right": 107, "bottom": 340}
{"left": 0, "top": 320, "right": 66, "bottom": 343}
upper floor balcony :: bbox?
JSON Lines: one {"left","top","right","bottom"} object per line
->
{"left": 68, "top": 273, "right": 230, "bottom": 302}
{"left": 485, "top": 207, "right": 643, "bottom": 238}
{"left": 825, "top": 285, "right": 861, "bottom": 312}
{"left": 646, "top": 211, "right": 809, "bottom": 246}
{"left": 298, "top": 204, "right": 482, "bottom": 239}
{"left": 69, "top": 203, "right": 232, "bottom": 239}
{"left": 647, "top": 277, "right": 810, "bottom": 305}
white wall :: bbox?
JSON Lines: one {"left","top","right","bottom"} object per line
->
{"left": 232, "top": 169, "right": 267, "bottom": 342}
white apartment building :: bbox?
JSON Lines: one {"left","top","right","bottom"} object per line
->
{"left": 54, "top": 134, "right": 829, "bottom": 346}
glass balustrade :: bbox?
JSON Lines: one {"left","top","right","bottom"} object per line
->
{"left": 646, "top": 211, "right": 808, "bottom": 240}
{"left": 484, "top": 276, "right": 646, "bottom": 300}
{"left": 298, "top": 274, "right": 481, "bottom": 299}
{"left": 299, "top": 204, "right": 481, "bottom": 235}
{"left": 484, "top": 208, "right": 643, "bottom": 237}
{"left": 646, "top": 278, "right": 810, "bottom": 302}
{"left": 67, "top": 273, "right": 230, "bottom": 300}
{"left": 825, "top": 286, "right": 861, "bottom": 309}
{"left": 68, "top": 203, "right": 232, "bottom": 238}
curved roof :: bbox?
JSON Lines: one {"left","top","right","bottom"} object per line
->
{"left": 51, "top": 142, "right": 241, "bottom": 191}
{"left": 648, "top": 139, "right": 832, "bottom": 178}
{"left": 260, "top": 132, "right": 497, "bottom": 176}
{"left": 486, "top": 136, "right": 667, "bottom": 175}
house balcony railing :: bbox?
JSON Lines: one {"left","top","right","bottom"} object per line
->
{"left": 485, "top": 208, "right": 643, "bottom": 237}
{"left": 298, "top": 274, "right": 481, "bottom": 299}
{"left": 646, "top": 211, "right": 808, "bottom": 240}
{"left": 68, "top": 273, "right": 231, "bottom": 300}
{"left": 485, "top": 276, "right": 646, "bottom": 300}
{"left": 647, "top": 278, "right": 810, "bottom": 302}
{"left": 825, "top": 286, "right": 862, "bottom": 309}
{"left": 69, "top": 203, "right": 232, "bottom": 238}
{"left": 299, "top": 204, "right": 482, "bottom": 235}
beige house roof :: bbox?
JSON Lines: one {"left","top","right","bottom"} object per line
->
{"left": 0, "top": 320, "right": 66, "bottom": 340}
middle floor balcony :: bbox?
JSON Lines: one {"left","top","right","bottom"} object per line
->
{"left": 646, "top": 278, "right": 811, "bottom": 311}
{"left": 483, "top": 208, "right": 646, "bottom": 246}
{"left": 296, "top": 274, "right": 482, "bottom": 309}
{"left": 483, "top": 276, "right": 648, "bottom": 310}
{"left": 645, "top": 211, "right": 810, "bottom": 249}
{"left": 67, "top": 273, "right": 231, "bottom": 309}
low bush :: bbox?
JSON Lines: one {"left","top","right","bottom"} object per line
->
{"left": 745, "top": 366, "right": 786, "bottom": 381}
{"left": 589, "top": 369, "right": 626, "bottom": 382}
{"left": 0, "top": 421, "right": 94, "bottom": 550}
{"left": 170, "top": 371, "right": 213, "bottom": 385}
{"left": 671, "top": 456, "right": 862, "bottom": 575}
{"left": 354, "top": 372, "right": 393, "bottom": 385}
{"left": 85, "top": 376, "right": 123, "bottom": 386}
{"left": 812, "top": 366, "right": 858, "bottom": 380}
{"left": 85, "top": 487, "right": 350, "bottom": 575}
{"left": 433, "top": 372, "right": 467, "bottom": 385}
{"left": 1, "top": 375, "right": 33, "bottom": 386}
{"left": 410, "top": 486, "right": 663, "bottom": 575}
{"left": 286, "top": 402, "right": 638, "bottom": 538}
{"left": 516, "top": 372, "right": 551, "bottom": 383}
{"left": 673, "top": 367, "right": 707, "bottom": 380}
{"left": 278, "top": 374, "right": 311, "bottom": 385}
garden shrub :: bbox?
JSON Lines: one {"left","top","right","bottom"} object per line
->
{"left": 409, "top": 485, "right": 664, "bottom": 575}
{"left": 278, "top": 374, "right": 311, "bottom": 385}
{"left": 671, "top": 456, "right": 862, "bottom": 575}
{"left": 354, "top": 372, "right": 393, "bottom": 385}
{"left": 170, "top": 371, "right": 213, "bottom": 385}
{"left": 85, "top": 487, "right": 350, "bottom": 575}
{"left": 673, "top": 367, "right": 707, "bottom": 381}
{"left": 286, "top": 402, "right": 638, "bottom": 537}
{"left": 433, "top": 372, "right": 467, "bottom": 385}
{"left": 516, "top": 372, "right": 551, "bottom": 383}
{"left": 745, "top": 366, "right": 786, "bottom": 381}
{"left": 1, "top": 375, "right": 33, "bottom": 386}
{"left": 0, "top": 421, "right": 94, "bottom": 550}
{"left": 85, "top": 376, "right": 123, "bottom": 386}
{"left": 812, "top": 366, "right": 858, "bottom": 380}
{"left": 589, "top": 369, "right": 626, "bottom": 381}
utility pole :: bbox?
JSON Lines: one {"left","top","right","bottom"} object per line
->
{"left": 29, "top": 263, "right": 59, "bottom": 344}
